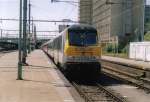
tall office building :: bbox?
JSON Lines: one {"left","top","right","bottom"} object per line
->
{"left": 145, "top": 5, "right": 150, "bottom": 23}
{"left": 92, "top": 0, "right": 112, "bottom": 43}
{"left": 145, "top": 5, "right": 150, "bottom": 32}
{"left": 79, "top": 0, "right": 92, "bottom": 24}
{"left": 79, "top": 0, "right": 145, "bottom": 48}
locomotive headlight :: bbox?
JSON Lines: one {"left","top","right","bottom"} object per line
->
{"left": 66, "top": 56, "right": 75, "bottom": 61}
{"left": 95, "top": 56, "right": 100, "bottom": 60}
{"left": 65, "top": 56, "right": 101, "bottom": 62}
{"left": 96, "top": 56, "right": 101, "bottom": 62}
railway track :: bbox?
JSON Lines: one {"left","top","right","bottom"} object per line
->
{"left": 71, "top": 64, "right": 150, "bottom": 102}
{"left": 72, "top": 82, "right": 128, "bottom": 102}
{"left": 102, "top": 65, "right": 150, "bottom": 93}
{"left": 0, "top": 52, "right": 5, "bottom": 57}
{"left": 0, "top": 49, "right": 15, "bottom": 57}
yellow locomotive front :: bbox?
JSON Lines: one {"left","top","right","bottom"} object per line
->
{"left": 63, "top": 25, "right": 101, "bottom": 79}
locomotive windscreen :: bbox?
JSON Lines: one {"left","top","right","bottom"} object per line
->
{"left": 68, "top": 30, "right": 98, "bottom": 46}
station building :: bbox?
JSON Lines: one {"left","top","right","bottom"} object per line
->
{"left": 79, "top": 0, "right": 145, "bottom": 48}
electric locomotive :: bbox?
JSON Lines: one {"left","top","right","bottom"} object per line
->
{"left": 41, "top": 24, "right": 101, "bottom": 79}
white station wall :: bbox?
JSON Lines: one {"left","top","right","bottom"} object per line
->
{"left": 129, "top": 42, "right": 150, "bottom": 61}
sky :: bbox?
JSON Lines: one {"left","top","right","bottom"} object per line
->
{"left": 0, "top": 0, "right": 150, "bottom": 38}
{"left": 0, "top": 0, "right": 78, "bottom": 38}
{"left": 147, "top": 0, "right": 150, "bottom": 4}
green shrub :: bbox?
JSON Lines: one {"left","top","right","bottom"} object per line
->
{"left": 144, "top": 31, "right": 150, "bottom": 41}
{"left": 103, "top": 43, "right": 118, "bottom": 53}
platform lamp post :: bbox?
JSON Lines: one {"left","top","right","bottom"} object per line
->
{"left": 17, "top": 0, "right": 23, "bottom": 80}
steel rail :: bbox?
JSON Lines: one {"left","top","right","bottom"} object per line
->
{"left": 72, "top": 82, "right": 128, "bottom": 102}
{"left": 73, "top": 82, "right": 93, "bottom": 102}
{"left": 102, "top": 65, "right": 150, "bottom": 93}
{"left": 96, "top": 84, "right": 127, "bottom": 102}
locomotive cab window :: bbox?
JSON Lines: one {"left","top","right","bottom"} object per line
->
{"left": 68, "top": 30, "right": 98, "bottom": 46}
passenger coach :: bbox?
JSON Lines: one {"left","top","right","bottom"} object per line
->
{"left": 41, "top": 24, "right": 101, "bottom": 79}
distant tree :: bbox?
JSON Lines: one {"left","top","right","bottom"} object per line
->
{"left": 144, "top": 31, "right": 150, "bottom": 41}
{"left": 145, "top": 21, "right": 150, "bottom": 33}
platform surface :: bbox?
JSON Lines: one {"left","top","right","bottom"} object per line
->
{"left": 0, "top": 50, "right": 84, "bottom": 102}
{"left": 102, "top": 56, "right": 150, "bottom": 69}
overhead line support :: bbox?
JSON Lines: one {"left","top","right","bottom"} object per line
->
{"left": 22, "top": 0, "right": 28, "bottom": 64}
{"left": 17, "top": 0, "right": 23, "bottom": 80}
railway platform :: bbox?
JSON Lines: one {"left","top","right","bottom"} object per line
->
{"left": 0, "top": 50, "right": 84, "bottom": 102}
{"left": 102, "top": 56, "right": 150, "bottom": 79}
{"left": 102, "top": 56, "right": 150, "bottom": 68}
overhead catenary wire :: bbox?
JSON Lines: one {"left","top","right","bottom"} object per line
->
{"left": 1, "top": 33, "right": 56, "bottom": 36}
{"left": 0, "top": 18, "right": 79, "bottom": 23}
{"left": 1, "top": 29, "right": 59, "bottom": 32}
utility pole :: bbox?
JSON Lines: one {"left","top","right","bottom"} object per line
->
{"left": 28, "top": 0, "right": 31, "bottom": 53}
{"left": 31, "top": 17, "right": 34, "bottom": 50}
{"left": 34, "top": 25, "right": 37, "bottom": 49}
{"left": 17, "top": 0, "right": 23, "bottom": 80}
{"left": 22, "top": 0, "right": 28, "bottom": 64}
{"left": 140, "top": 0, "right": 145, "bottom": 41}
